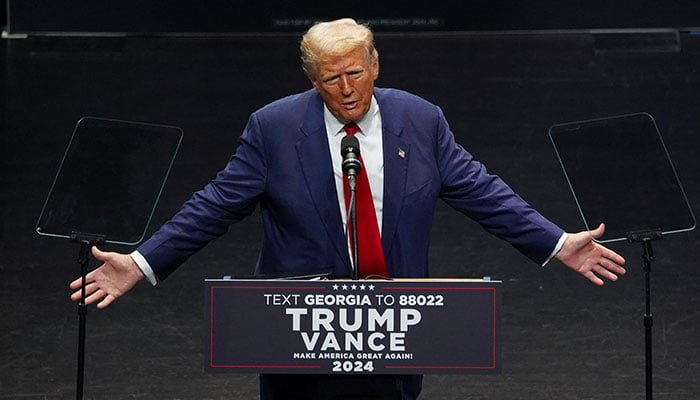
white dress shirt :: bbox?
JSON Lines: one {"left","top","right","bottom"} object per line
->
{"left": 325, "top": 95, "right": 384, "bottom": 234}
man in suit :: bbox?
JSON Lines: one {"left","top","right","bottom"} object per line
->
{"left": 71, "top": 18, "right": 626, "bottom": 399}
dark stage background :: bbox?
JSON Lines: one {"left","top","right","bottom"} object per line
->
{"left": 1, "top": 10, "right": 700, "bottom": 400}
{"left": 6, "top": 0, "right": 700, "bottom": 33}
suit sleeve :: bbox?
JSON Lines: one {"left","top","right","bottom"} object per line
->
{"left": 433, "top": 108, "right": 564, "bottom": 265}
{"left": 136, "top": 113, "right": 268, "bottom": 281}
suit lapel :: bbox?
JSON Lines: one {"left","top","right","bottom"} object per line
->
{"left": 296, "top": 95, "right": 349, "bottom": 266}
{"left": 293, "top": 89, "right": 412, "bottom": 270}
{"left": 378, "top": 94, "right": 410, "bottom": 260}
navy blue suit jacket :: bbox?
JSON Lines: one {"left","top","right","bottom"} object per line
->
{"left": 138, "top": 87, "right": 563, "bottom": 281}
{"left": 136, "top": 87, "right": 564, "bottom": 399}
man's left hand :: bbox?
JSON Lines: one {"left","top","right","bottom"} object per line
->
{"left": 556, "top": 223, "right": 627, "bottom": 285}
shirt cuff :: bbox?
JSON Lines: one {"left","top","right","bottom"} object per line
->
{"left": 542, "top": 232, "right": 567, "bottom": 267}
{"left": 131, "top": 250, "right": 158, "bottom": 286}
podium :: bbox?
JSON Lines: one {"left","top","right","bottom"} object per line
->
{"left": 205, "top": 278, "right": 500, "bottom": 377}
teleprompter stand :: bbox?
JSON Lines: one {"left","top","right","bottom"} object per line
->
{"left": 71, "top": 232, "right": 105, "bottom": 400}
{"left": 36, "top": 117, "right": 182, "bottom": 399}
{"left": 549, "top": 113, "right": 696, "bottom": 400}
{"left": 627, "top": 230, "right": 662, "bottom": 400}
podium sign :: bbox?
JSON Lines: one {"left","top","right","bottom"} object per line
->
{"left": 205, "top": 279, "right": 501, "bottom": 375}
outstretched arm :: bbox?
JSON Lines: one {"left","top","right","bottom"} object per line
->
{"left": 555, "top": 223, "right": 627, "bottom": 285}
{"left": 69, "top": 246, "right": 145, "bottom": 308}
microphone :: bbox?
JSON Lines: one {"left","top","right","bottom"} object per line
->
{"left": 341, "top": 135, "right": 362, "bottom": 176}
{"left": 340, "top": 134, "right": 361, "bottom": 280}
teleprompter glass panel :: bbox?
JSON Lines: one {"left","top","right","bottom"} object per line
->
{"left": 36, "top": 117, "right": 183, "bottom": 245}
{"left": 549, "top": 113, "right": 695, "bottom": 243}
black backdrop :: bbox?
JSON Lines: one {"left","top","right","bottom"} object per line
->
{"left": 1, "top": 5, "right": 699, "bottom": 399}
{"left": 6, "top": 0, "right": 700, "bottom": 34}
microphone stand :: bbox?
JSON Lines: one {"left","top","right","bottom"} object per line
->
{"left": 347, "top": 176, "right": 359, "bottom": 280}
{"left": 341, "top": 134, "right": 362, "bottom": 281}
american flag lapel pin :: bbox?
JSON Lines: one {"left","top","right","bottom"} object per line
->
{"left": 397, "top": 147, "right": 406, "bottom": 159}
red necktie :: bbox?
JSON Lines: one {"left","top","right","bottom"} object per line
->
{"left": 342, "top": 122, "right": 388, "bottom": 278}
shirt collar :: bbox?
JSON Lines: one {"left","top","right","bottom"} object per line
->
{"left": 324, "top": 95, "right": 379, "bottom": 137}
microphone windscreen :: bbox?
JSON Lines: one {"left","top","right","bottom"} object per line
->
{"left": 340, "top": 135, "right": 360, "bottom": 157}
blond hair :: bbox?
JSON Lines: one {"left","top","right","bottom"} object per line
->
{"left": 300, "top": 18, "right": 378, "bottom": 78}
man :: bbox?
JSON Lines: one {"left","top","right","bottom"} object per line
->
{"left": 70, "top": 18, "right": 626, "bottom": 399}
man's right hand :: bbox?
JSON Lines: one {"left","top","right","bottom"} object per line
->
{"left": 69, "top": 247, "right": 145, "bottom": 309}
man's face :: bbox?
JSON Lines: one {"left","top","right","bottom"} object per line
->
{"left": 310, "top": 47, "right": 379, "bottom": 124}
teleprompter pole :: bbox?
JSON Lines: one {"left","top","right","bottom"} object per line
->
{"left": 628, "top": 230, "right": 661, "bottom": 400}
{"left": 642, "top": 238, "right": 654, "bottom": 400}
{"left": 71, "top": 232, "right": 105, "bottom": 400}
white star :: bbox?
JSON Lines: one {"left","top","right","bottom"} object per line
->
{"left": 342, "top": 284, "right": 348, "bottom": 290}
{"left": 351, "top": 284, "right": 357, "bottom": 290}
{"left": 359, "top": 284, "right": 366, "bottom": 290}
{"left": 332, "top": 284, "right": 339, "bottom": 290}
{"left": 368, "top": 284, "right": 375, "bottom": 291}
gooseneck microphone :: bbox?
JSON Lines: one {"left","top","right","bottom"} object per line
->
{"left": 341, "top": 135, "right": 362, "bottom": 177}
{"left": 341, "top": 134, "right": 361, "bottom": 280}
